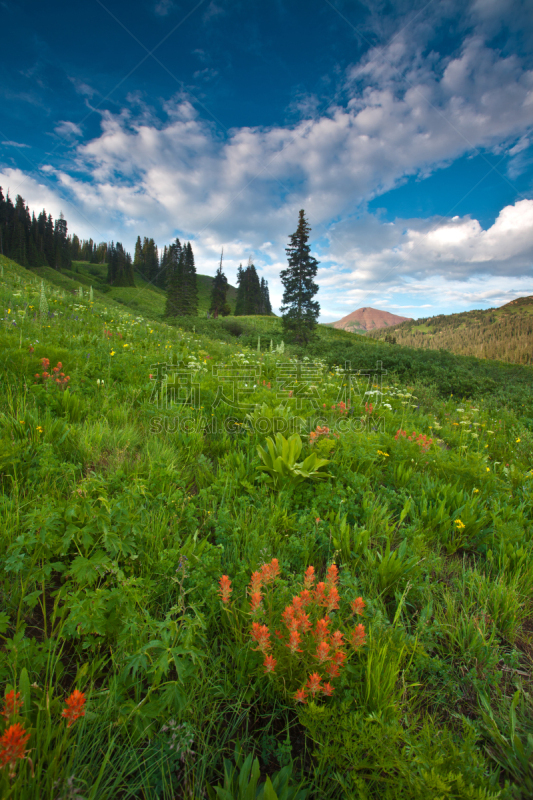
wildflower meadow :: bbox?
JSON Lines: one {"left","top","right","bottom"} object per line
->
{"left": 0, "top": 253, "right": 533, "bottom": 798}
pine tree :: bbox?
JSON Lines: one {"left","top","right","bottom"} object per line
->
{"left": 280, "top": 209, "right": 320, "bottom": 343}
{"left": 165, "top": 238, "right": 184, "bottom": 317}
{"left": 133, "top": 236, "right": 144, "bottom": 275}
{"left": 260, "top": 277, "right": 272, "bottom": 315}
{"left": 210, "top": 249, "right": 231, "bottom": 317}
{"left": 183, "top": 242, "right": 198, "bottom": 316}
{"left": 234, "top": 259, "right": 263, "bottom": 315}
{"left": 234, "top": 264, "right": 246, "bottom": 316}
{"left": 106, "top": 242, "right": 135, "bottom": 287}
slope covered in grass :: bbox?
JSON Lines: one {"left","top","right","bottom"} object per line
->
{"left": 33, "top": 260, "right": 239, "bottom": 319}
{"left": 1, "top": 252, "right": 533, "bottom": 799}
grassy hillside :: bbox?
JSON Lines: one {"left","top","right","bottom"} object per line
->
{"left": 367, "top": 296, "right": 533, "bottom": 365}
{"left": 33, "top": 260, "right": 239, "bottom": 319}
{"left": 1, "top": 252, "right": 533, "bottom": 798}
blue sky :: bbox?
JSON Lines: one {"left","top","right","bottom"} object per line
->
{"left": 1, "top": 0, "right": 533, "bottom": 321}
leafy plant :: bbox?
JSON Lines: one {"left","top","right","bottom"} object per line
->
{"left": 206, "top": 744, "right": 307, "bottom": 800}
{"left": 256, "top": 433, "right": 330, "bottom": 489}
{"left": 479, "top": 689, "right": 533, "bottom": 794}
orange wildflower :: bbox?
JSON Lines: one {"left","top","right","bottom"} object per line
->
{"left": 61, "top": 689, "right": 86, "bottom": 728}
{"left": 249, "top": 592, "right": 262, "bottom": 613}
{"left": 282, "top": 605, "right": 298, "bottom": 631}
{"left": 322, "top": 682, "right": 335, "bottom": 697}
{"left": 315, "top": 641, "right": 331, "bottom": 663}
{"left": 261, "top": 558, "right": 280, "bottom": 583}
{"left": 325, "top": 662, "right": 340, "bottom": 679}
{"left": 263, "top": 655, "right": 277, "bottom": 673}
{"left": 291, "top": 595, "right": 304, "bottom": 612}
{"left": 218, "top": 575, "right": 232, "bottom": 604}
{"left": 286, "top": 630, "right": 302, "bottom": 654}
{"left": 330, "top": 630, "right": 344, "bottom": 649}
{"left": 351, "top": 623, "right": 366, "bottom": 649}
{"left": 294, "top": 688, "right": 307, "bottom": 703}
{"left": 314, "top": 581, "right": 327, "bottom": 605}
{"left": 351, "top": 597, "right": 365, "bottom": 616}
{"left": 305, "top": 673, "right": 322, "bottom": 696}
{"left": 304, "top": 566, "right": 315, "bottom": 589}
{"left": 1, "top": 691, "right": 23, "bottom": 720}
{"left": 325, "top": 585, "right": 340, "bottom": 612}
{"left": 250, "top": 623, "right": 271, "bottom": 653}
{"left": 0, "top": 723, "right": 30, "bottom": 778}
{"left": 298, "top": 589, "right": 312, "bottom": 607}
{"left": 332, "top": 649, "right": 347, "bottom": 668}
{"left": 326, "top": 563, "right": 339, "bottom": 587}
{"left": 249, "top": 571, "right": 263, "bottom": 593}
{"left": 313, "top": 617, "right": 330, "bottom": 642}
{"left": 296, "top": 610, "right": 311, "bottom": 633}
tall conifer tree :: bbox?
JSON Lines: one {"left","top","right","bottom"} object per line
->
{"left": 210, "top": 250, "right": 231, "bottom": 317}
{"left": 280, "top": 210, "right": 320, "bottom": 343}
{"left": 183, "top": 242, "right": 198, "bottom": 316}
{"left": 164, "top": 238, "right": 185, "bottom": 317}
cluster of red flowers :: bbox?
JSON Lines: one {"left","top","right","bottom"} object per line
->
{"left": 328, "top": 400, "right": 349, "bottom": 415}
{"left": 365, "top": 401, "right": 374, "bottom": 415}
{"left": 248, "top": 558, "right": 280, "bottom": 616}
{"left": 219, "top": 561, "right": 366, "bottom": 704}
{"left": 395, "top": 429, "right": 433, "bottom": 452}
{"left": 309, "top": 425, "right": 338, "bottom": 444}
{"left": 0, "top": 688, "right": 86, "bottom": 780}
{"left": 34, "top": 358, "right": 70, "bottom": 388}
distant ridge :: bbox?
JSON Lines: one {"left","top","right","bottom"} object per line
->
{"left": 330, "top": 307, "right": 413, "bottom": 333}
{"left": 366, "top": 295, "right": 533, "bottom": 365}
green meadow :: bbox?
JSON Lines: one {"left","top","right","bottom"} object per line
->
{"left": 1, "top": 253, "right": 532, "bottom": 799}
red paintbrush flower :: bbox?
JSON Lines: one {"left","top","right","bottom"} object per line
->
{"left": 1, "top": 691, "right": 23, "bottom": 721}
{"left": 61, "top": 689, "right": 86, "bottom": 728}
{"left": 0, "top": 723, "right": 30, "bottom": 778}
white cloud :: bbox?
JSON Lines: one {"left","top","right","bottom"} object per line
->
{"left": 54, "top": 121, "right": 83, "bottom": 139}
{"left": 4, "top": 30, "right": 533, "bottom": 320}
{"left": 1, "top": 141, "right": 30, "bottom": 148}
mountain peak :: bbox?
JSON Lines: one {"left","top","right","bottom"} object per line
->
{"left": 330, "top": 307, "right": 413, "bottom": 333}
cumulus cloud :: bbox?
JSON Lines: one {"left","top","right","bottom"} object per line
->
{"left": 60, "top": 35, "right": 533, "bottom": 253}
{"left": 4, "top": 27, "right": 533, "bottom": 319}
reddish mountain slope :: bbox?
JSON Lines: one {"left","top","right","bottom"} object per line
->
{"left": 331, "top": 307, "right": 413, "bottom": 333}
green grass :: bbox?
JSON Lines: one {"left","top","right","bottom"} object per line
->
{"left": 1, "top": 253, "right": 533, "bottom": 799}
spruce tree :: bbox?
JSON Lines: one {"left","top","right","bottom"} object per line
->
{"left": 106, "top": 242, "right": 135, "bottom": 286}
{"left": 260, "top": 277, "right": 272, "bottom": 315}
{"left": 164, "top": 238, "right": 184, "bottom": 317}
{"left": 133, "top": 236, "right": 144, "bottom": 275}
{"left": 280, "top": 209, "right": 320, "bottom": 343}
{"left": 183, "top": 242, "right": 198, "bottom": 316}
{"left": 234, "top": 264, "right": 246, "bottom": 316}
{"left": 210, "top": 250, "right": 230, "bottom": 317}
{"left": 234, "top": 259, "right": 263, "bottom": 315}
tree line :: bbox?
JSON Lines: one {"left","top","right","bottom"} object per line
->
{"left": 0, "top": 189, "right": 321, "bottom": 339}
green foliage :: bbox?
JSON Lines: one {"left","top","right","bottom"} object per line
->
{"left": 206, "top": 746, "right": 307, "bottom": 800}
{"left": 479, "top": 689, "right": 533, "bottom": 794}
{"left": 0, "top": 254, "right": 532, "bottom": 798}
{"left": 256, "top": 433, "right": 331, "bottom": 489}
